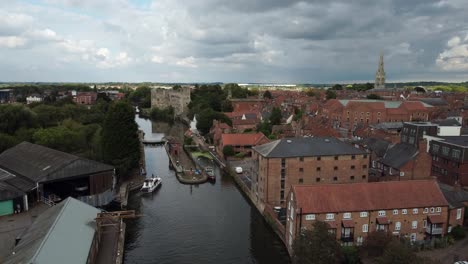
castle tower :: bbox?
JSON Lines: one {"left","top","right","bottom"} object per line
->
{"left": 375, "top": 51, "right": 386, "bottom": 89}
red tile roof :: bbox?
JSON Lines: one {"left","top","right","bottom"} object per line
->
{"left": 221, "top": 133, "right": 269, "bottom": 146}
{"left": 428, "top": 215, "right": 445, "bottom": 224}
{"left": 293, "top": 180, "right": 448, "bottom": 214}
{"left": 342, "top": 220, "right": 354, "bottom": 228}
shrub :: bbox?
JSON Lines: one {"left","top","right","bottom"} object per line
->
{"left": 451, "top": 225, "right": 466, "bottom": 240}
{"left": 223, "top": 145, "right": 235, "bottom": 157}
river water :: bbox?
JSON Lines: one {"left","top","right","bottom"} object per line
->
{"left": 123, "top": 116, "right": 290, "bottom": 264}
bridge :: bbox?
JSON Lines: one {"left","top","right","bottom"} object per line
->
{"left": 142, "top": 139, "right": 167, "bottom": 145}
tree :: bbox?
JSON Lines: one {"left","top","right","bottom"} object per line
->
{"left": 257, "top": 121, "right": 272, "bottom": 137}
{"left": 223, "top": 145, "right": 235, "bottom": 157}
{"left": 196, "top": 108, "right": 231, "bottom": 135}
{"left": 0, "top": 133, "right": 19, "bottom": 153}
{"left": 367, "top": 94, "right": 383, "bottom": 100}
{"left": 332, "top": 84, "right": 343, "bottom": 90}
{"left": 270, "top": 107, "right": 282, "bottom": 125}
{"left": 326, "top": 90, "right": 336, "bottom": 100}
{"left": 263, "top": 90, "right": 273, "bottom": 99}
{"left": 361, "top": 231, "right": 393, "bottom": 258}
{"left": 376, "top": 239, "right": 432, "bottom": 264}
{"left": 305, "top": 88, "right": 316, "bottom": 97}
{"left": 292, "top": 221, "right": 343, "bottom": 264}
{"left": 102, "top": 101, "right": 140, "bottom": 179}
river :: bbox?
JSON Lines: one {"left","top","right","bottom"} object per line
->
{"left": 123, "top": 116, "right": 290, "bottom": 264}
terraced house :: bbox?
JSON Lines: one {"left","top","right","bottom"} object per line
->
{"left": 285, "top": 180, "right": 455, "bottom": 249}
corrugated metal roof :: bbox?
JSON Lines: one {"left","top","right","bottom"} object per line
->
{"left": 253, "top": 137, "right": 367, "bottom": 158}
{"left": 4, "top": 197, "right": 101, "bottom": 264}
{"left": 0, "top": 142, "right": 113, "bottom": 183}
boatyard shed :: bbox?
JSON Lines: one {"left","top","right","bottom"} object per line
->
{"left": 0, "top": 142, "right": 115, "bottom": 215}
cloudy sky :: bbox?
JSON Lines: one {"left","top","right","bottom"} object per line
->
{"left": 1, "top": 0, "right": 468, "bottom": 83}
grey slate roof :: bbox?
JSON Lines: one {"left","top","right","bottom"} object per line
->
{"left": 371, "top": 122, "right": 404, "bottom": 130}
{"left": 253, "top": 137, "right": 367, "bottom": 158}
{"left": 438, "top": 183, "right": 468, "bottom": 208}
{"left": 433, "top": 119, "right": 461, "bottom": 126}
{"left": 381, "top": 143, "right": 418, "bottom": 169}
{"left": 417, "top": 98, "right": 448, "bottom": 106}
{"left": 338, "top": 99, "right": 433, "bottom": 108}
{"left": 0, "top": 168, "right": 35, "bottom": 200}
{"left": 359, "top": 138, "right": 391, "bottom": 158}
{"left": 437, "top": 136, "right": 468, "bottom": 147}
{"left": 0, "top": 142, "right": 114, "bottom": 184}
{"left": 4, "top": 197, "right": 101, "bottom": 264}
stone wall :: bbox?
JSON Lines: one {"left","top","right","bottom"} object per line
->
{"left": 151, "top": 87, "right": 191, "bottom": 116}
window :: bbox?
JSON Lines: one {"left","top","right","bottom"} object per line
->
{"left": 343, "top": 213, "right": 351, "bottom": 219}
{"left": 316, "top": 167, "right": 321, "bottom": 171}
{"left": 393, "top": 209, "right": 398, "bottom": 215}
{"left": 299, "top": 157, "right": 304, "bottom": 162}
{"left": 402, "top": 209, "right": 408, "bottom": 215}
{"left": 423, "top": 208, "right": 428, "bottom": 214}
{"left": 326, "top": 213, "right": 334, "bottom": 220}
{"left": 377, "top": 112, "right": 381, "bottom": 116}
{"left": 410, "top": 233, "right": 416, "bottom": 243}
{"left": 423, "top": 220, "right": 427, "bottom": 228}
{"left": 442, "top": 146, "right": 450, "bottom": 156}
{"left": 334, "top": 156, "right": 338, "bottom": 160}
{"left": 362, "top": 224, "right": 368, "bottom": 233}
{"left": 305, "top": 214, "right": 315, "bottom": 220}
{"left": 436, "top": 207, "right": 441, "bottom": 213}
{"left": 412, "top": 221, "right": 417, "bottom": 229}
{"left": 351, "top": 155, "right": 356, "bottom": 160}
{"left": 457, "top": 208, "right": 462, "bottom": 220}
{"left": 316, "top": 178, "right": 321, "bottom": 182}
{"left": 362, "top": 175, "right": 366, "bottom": 180}
{"left": 333, "top": 176, "right": 338, "bottom": 181}
{"left": 432, "top": 144, "right": 440, "bottom": 153}
{"left": 364, "top": 154, "right": 368, "bottom": 159}
{"left": 350, "top": 176, "right": 355, "bottom": 180}
{"left": 378, "top": 210, "right": 386, "bottom": 216}
{"left": 281, "top": 191, "right": 285, "bottom": 199}
{"left": 351, "top": 165, "right": 355, "bottom": 170}
{"left": 360, "top": 212, "right": 368, "bottom": 217}
{"left": 298, "top": 178, "right": 303, "bottom": 184}
{"left": 317, "top": 157, "right": 321, "bottom": 161}
{"left": 413, "top": 208, "right": 418, "bottom": 214}
{"left": 448, "top": 225, "right": 452, "bottom": 233}
{"left": 356, "top": 236, "right": 363, "bottom": 246}
{"left": 400, "top": 172, "right": 405, "bottom": 177}
{"left": 452, "top": 149, "right": 461, "bottom": 159}
{"left": 334, "top": 166, "right": 338, "bottom": 170}
{"left": 430, "top": 207, "right": 435, "bottom": 213}
{"left": 299, "top": 168, "right": 303, "bottom": 172}
{"left": 395, "top": 222, "right": 401, "bottom": 231}
{"left": 363, "top": 165, "right": 367, "bottom": 169}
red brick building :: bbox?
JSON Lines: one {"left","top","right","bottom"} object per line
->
{"left": 251, "top": 137, "right": 369, "bottom": 206}
{"left": 218, "top": 132, "right": 269, "bottom": 158}
{"left": 73, "top": 92, "right": 97, "bottom": 105}
{"left": 323, "top": 99, "right": 433, "bottom": 130}
{"left": 430, "top": 136, "right": 468, "bottom": 186}
{"left": 285, "top": 180, "right": 451, "bottom": 249}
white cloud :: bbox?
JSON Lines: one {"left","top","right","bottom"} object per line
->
{"left": 28, "top": 28, "right": 60, "bottom": 41}
{"left": 436, "top": 35, "right": 468, "bottom": 71}
{"left": 0, "top": 36, "right": 28, "bottom": 48}
{"left": 176, "top": 56, "right": 198, "bottom": 68}
{"left": 151, "top": 55, "right": 164, "bottom": 63}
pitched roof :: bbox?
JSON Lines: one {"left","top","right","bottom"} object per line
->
{"left": 293, "top": 180, "right": 449, "bottom": 214}
{"left": 253, "top": 137, "right": 367, "bottom": 158}
{"left": 438, "top": 183, "right": 468, "bottom": 208}
{"left": 417, "top": 98, "right": 448, "bottom": 106}
{"left": 338, "top": 99, "right": 432, "bottom": 109}
{"left": 433, "top": 118, "right": 461, "bottom": 126}
{"left": 222, "top": 133, "right": 268, "bottom": 146}
{"left": 381, "top": 143, "right": 418, "bottom": 169}
{"left": 0, "top": 142, "right": 114, "bottom": 184}
{"left": 359, "top": 138, "right": 391, "bottom": 157}
{"left": 4, "top": 197, "right": 101, "bottom": 264}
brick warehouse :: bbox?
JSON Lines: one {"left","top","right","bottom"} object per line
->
{"left": 285, "top": 180, "right": 457, "bottom": 250}
{"left": 251, "top": 137, "right": 369, "bottom": 207}
{"left": 323, "top": 99, "right": 433, "bottom": 130}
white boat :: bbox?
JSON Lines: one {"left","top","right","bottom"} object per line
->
{"left": 140, "top": 177, "right": 162, "bottom": 193}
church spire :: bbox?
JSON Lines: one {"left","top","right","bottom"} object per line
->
{"left": 375, "top": 51, "right": 386, "bottom": 89}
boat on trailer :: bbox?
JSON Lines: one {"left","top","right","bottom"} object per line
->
{"left": 140, "top": 177, "right": 162, "bottom": 193}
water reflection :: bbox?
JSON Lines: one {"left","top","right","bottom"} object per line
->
{"left": 124, "top": 116, "right": 290, "bottom": 264}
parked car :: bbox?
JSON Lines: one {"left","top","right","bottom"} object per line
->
{"left": 235, "top": 167, "right": 243, "bottom": 174}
